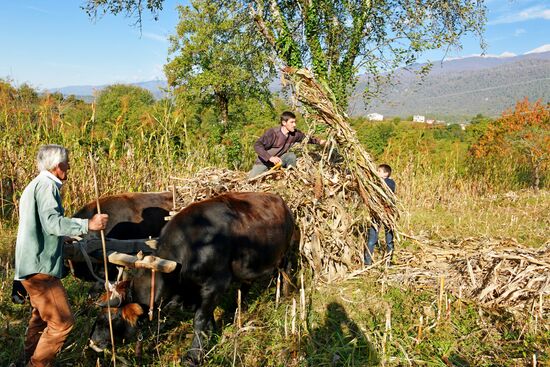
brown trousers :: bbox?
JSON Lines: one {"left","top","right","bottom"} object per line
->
{"left": 21, "top": 274, "right": 74, "bottom": 367}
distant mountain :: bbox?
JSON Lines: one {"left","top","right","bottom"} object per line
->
{"left": 50, "top": 80, "right": 168, "bottom": 99}
{"left": 350, "top": 51, "right": 550, "bottom": 120}
{"left": 50, "top": 49, "right": 549, "bottom": 121}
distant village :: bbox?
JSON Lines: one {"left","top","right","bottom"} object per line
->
{"left": 366, "top": 113, "right": 467, "bottom": 130}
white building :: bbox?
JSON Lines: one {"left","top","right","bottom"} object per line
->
{"left": 367, "top": 113, "right": 384, "bottom": 121}
{"left": 413, "top": 115, "right": 425, "bottom": 123}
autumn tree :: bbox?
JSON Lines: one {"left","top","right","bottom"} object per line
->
{"left": 470, "top": 98, "right": 549, "bottom": 189}
{"left": 164, "top": 0, "right": 275, "bottom": 127}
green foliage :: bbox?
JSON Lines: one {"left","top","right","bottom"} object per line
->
{"left": 93, "top": 84, "right": 155, "bottom": 157}
{"left": 165, "top": 0, "right": 275, "bottom": 126}
{"left": 353, "top": 121, "right": 396, "bottom": 158}
{"left": 250, "top": 0, "right": 487, "bottom": 110}
{"left": 83, "top": 0, "right": 487, "bottom": 112}
{"left": 94, "top": 84, "right": 154, "bottom": 126}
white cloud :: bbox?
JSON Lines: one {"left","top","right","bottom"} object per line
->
{"left": 514, "top": 28, "right": 526, "bottom": 36}
{"left": 525, "top": 44, "right": 550, "bottom": 54}
{"left": 489, "top": 5, "right": 550, "bottom": 25}
{"left": 445, "top": 51, "right": 517, "bottom": 61}
{"left": 26, "top": 6, "right": 53, "bottom": 15}
{"left": 142, "top": 32, "right": 168, "bottom": 43}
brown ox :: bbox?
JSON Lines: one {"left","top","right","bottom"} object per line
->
{"left": 89, "top": 192, "right": 296, "bottom": 366}
{"left": 12, "top": 191, "right": 174, "bottom": 303}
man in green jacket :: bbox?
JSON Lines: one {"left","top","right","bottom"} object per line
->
{"left": 14, "top": 144, "right": 108, "bottom": 367}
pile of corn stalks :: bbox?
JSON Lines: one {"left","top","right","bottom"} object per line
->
{"left": 170, "top": 149, "right": 369, "bottom": 280}
{"left": 385, "top": 237, "right": 550, "bottom": 315}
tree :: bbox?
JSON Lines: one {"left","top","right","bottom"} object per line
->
{"left": 94, "top": 84, "right": 155, "bottom": 156}
{"left": 84, "top": 0, "right": 486, "bottom": 112}
{"left": 95, "top": 84, "right": 155, "bottom": 126}
{"left": 469, "top": 98, "right": 549, "bottom": 189}
{"left": 164, "top": 0, "right": 275, "bottom": 127}
{"left": 250, "top": 0, "right": 486, "bottom": 111}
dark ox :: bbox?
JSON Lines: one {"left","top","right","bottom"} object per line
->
{"left": 11, "top": 191, "right": 173, "bottom": 303}
{"left": 89, "top": 192, "right": 296, "bottom": 365}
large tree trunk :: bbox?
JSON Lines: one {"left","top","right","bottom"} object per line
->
{"left": 215, "top": 92, "right": 229, "bottom": 127}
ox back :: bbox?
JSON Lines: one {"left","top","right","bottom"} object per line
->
{"left": 71, "top": 191, "right": 173, "bottom": 282}
{"left": 73, "top": 191, "right": 173, "bottom": 240}
{"left": 91, "top": 192, "right": 296, "bottom": 365}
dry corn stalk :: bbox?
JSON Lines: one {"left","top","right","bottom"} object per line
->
{"left": 170, "top": 152, "right": 370, "bottom": 280}
{"left": 282, "top": 67, "right": 399, "bottom": 234}
{"left": 383, "top": 236, "right": 550, "bottom": 315}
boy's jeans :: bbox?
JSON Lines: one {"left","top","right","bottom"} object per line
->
{"left": 247, "top": 152, "right": 297, "bottom": 178}
{"left": 365, "top": 225, "right": 394, "bottom": 265}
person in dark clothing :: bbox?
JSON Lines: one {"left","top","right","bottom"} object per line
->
{"left": 248, "top": 111, "right": 326, "bottom": 178}
{"left": 364, "top": 164, "right": 396, "bottom": 266}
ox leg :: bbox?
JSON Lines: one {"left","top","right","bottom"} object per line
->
{"left": 186, "top": 276, "right": 231, "bottom": 366}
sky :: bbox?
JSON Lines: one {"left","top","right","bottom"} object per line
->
{"left": 0, "top": 0, "right": 549, "bottom": 90}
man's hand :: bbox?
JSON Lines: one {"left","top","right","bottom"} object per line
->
{"left": 88, "top": 214, "right": 109, "bottom": 231}
{"left": 269, "top": 156, "right": 282, "bottom": 165}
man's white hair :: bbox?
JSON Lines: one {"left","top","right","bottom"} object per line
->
{"left": 37, "top": 145, "right": 69, "bottom": 172}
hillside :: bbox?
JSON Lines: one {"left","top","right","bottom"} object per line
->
{"left": 352, "top": 51, "right": 550, "bottom": 119}
{"left": 49, "top": 52, "right": 550, "bottom": 120}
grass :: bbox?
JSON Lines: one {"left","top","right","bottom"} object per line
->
{"left": 0, "top": 93, "right": 548, "bottom": 365}
{"left": 403, "top": 189, "right": 549, "bottom": 248}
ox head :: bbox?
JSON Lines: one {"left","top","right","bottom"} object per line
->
{"left": 89, "top": 280, "right": 144, "bottom": 352}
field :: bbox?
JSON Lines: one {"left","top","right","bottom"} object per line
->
{"left": 0, "top": 83, "right": 548, "bottom": 366}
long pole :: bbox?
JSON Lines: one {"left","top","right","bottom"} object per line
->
{"left": 89, "top": 153, "right": 117, "bottom": 366}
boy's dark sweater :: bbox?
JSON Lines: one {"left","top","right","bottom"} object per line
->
{"left": 384, "top": 177, "right": 396, "bottom": 193}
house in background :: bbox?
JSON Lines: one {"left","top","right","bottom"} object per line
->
{"left": 367, "top": 113, "right": 384, "bottom": 121}
{"left": 413, "top": 115, "right": 425, "bottom": 123}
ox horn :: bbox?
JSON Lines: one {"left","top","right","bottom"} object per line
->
{"left": 96, "top": 282, "right": 123, "bottom": 308}
{"left": 108, "top": 252, "right": 177, "bottom": 273}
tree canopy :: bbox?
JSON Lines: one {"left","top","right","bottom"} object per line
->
{"left": 164, "top": 0, "right": 275, "bottom": 126}
{"left": 84, "top": 0, "right": 486, "bottom": 112}
{"left": 470, "top": 98, "right": 549, "bottom": 189}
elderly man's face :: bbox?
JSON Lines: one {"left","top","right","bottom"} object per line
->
{"left": 54, "top": 160, "right": 70, "bottom": 181}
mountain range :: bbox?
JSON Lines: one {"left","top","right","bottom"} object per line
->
{"left": 51, "top": 49, "right": 550, "bottom": 120}
{"left": 351, "top": 50, "right": 550, "bottom": 120}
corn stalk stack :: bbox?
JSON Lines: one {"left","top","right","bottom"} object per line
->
{"left": 282, "top": 67, "right": 399, "bottom": 235}
{"left": 169, "top": 68, "right": 400, "bottom": 280}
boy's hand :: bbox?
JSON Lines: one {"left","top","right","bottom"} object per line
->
{"left": 269, "top": 156, "right": 282, "bottom": 165}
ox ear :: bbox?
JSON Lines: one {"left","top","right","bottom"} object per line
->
{"left": 121, "top": 303, "right": 143, "bottom": 326}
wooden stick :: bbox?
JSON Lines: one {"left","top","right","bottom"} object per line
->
{"left": 149, "top": 269, "right": 156, "bottom": 321}
{"left": 237, "top": 289, "right": 242, "bottom": 329}
{"left": 291, "top": 298, "right": 296, "bottom": 335}
{"left": 416, "top": 315, "right": 423, "bottom": 344}
{"left": 437, "top": 275, "right": 445, "bottom": 322}
{"left": 276, "top": 272, "right": 281, "bottom": 307}
{"left": 300, "top": 273, "right": 306, "bottom": 322}
{"left": 89, "top": 153, "right": 116, "bottom": 366}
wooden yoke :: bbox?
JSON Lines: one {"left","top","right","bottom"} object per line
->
{"left": 108, "top": 252, "right": 177, "bottom": 273}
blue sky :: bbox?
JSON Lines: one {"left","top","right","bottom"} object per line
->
{"left": 1, "top": 0, "right": 549, "bottom": 89}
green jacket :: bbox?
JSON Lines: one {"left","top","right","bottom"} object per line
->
{"left": 14, "top": 171, "right": 89, "bottom": 280}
